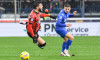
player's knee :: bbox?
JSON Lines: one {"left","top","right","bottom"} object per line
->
{"left": 69, "top": 36, "right": 74, "bottom": 41}
{"left": 64, "top": 37, "right": 68, "bottom": 42}
{"left": 38, "top": 42, "right": 46, "bottom": 49}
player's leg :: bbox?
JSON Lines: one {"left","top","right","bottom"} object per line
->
{"left": 37, "top": 37, "right": 46, "bottom": 49}
{"left": 60, "top": 37, "right": 68, "bottom": 56}
{"left": 63, "top": 33, "right": 74, "bottom": 56}
{"left": 27, "top": 32, "right": 46, "bottom": 49}
{"left": 35, "top": 32, "right": 46, "bottom": 49}
{"left": 65, "top": 32, "right": 74, "bottom": 50}
{"left": 62, "top": 37, "right": 68, "bottom": 52}
{"left": 55, "top": 29, "right": 69, "bottom": 56}
{"left": 64, "top": 37, "right": 68, "bottom": 42}
{"left": 27, "top": 32, "right": 33, "bottom": 38}
{"left": 65, "top": 32, "right": 74, "bottom": 41}
{"left": 55, "top": 29, "right": 72, "bottom": 56}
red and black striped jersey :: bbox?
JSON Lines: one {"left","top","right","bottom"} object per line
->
{"left": 26, "top": 10, "right": 50, "bottom": 37}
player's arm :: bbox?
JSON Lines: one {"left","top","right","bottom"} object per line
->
{"left": 40, "top": 13, "right": 56, "bottom": 19}
{"left": 69, "top": 14, "right": 74, "bottom": 17}
{"left": 56, "top": 16, "right": 66, "bottom": 27}
{"left": 27, "top": 16, "right": 38, "bottom": 43}
{"left": 27, "top": 16, "right": 35, "bottom": 37}
{"left": 40, "top": 13, "right": 50, "bottom": 17}
{"left": 69, "top": 11, "right": 77, "bottom": 17}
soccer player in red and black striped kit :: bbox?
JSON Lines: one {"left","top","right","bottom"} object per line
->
{"left": 26, "top": 2, "right": 56, "bottom": 49}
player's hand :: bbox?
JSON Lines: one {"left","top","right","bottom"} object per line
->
{"left": 20, "top": 21, "right": 27, "bottom": 25}
{"left": 66, "top": 24, "right": 72, "bottom": 27}
{"left": 50, "top": 15, "right": 56, "bottom": 19}
{"left": 32, "top": 36, "right": 37, "bottom": 43}
{"left": 73, "top": 11, "right": 77, "bottom": 15}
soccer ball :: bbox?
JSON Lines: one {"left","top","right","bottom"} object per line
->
{"left": 20, "top": 51, "right": 29, "bottom": 60}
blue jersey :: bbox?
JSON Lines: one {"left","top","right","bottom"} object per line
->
{"left": 55, "top": 9, "right": 73, "bottom": 30}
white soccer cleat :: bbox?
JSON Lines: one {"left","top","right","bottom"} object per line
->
{"left": 60, "top": 52, "right": 65, "bottom": 56}
{"left": 63, "top": 50, "right": 70, "bottom": 57}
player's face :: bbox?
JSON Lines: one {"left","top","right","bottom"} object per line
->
{"left": 64, "top": 7, "right": 71, "bottom": 13}
{"left": 38, "top": 3, "right": 43, "bottom": 12}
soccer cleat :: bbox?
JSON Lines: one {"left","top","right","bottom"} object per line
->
{"left": 63, "top": 50, "right": 70, "bottom": 57}
{"left": 36, "top": 42, "right": 44, "bottom": 49}
{"left": 60, "top": 52, "right": 65, "bottom": 56}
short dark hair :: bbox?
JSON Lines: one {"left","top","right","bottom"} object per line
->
{"left": 34, "top": 1, "right": 42, "bottom": 9}
{"left": 64, "top": 3, "right": 71, "bottom": 7}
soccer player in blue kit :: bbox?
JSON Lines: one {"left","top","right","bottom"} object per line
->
{"left": 55, "top": 3, "right": 77, "bottom": 57}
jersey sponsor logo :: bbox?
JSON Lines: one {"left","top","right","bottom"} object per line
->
{"left": 59, "top": 16, "right": 62, "bottom": 19}
{"left": 62, "top": 14, "right": 64, "bottom": 16}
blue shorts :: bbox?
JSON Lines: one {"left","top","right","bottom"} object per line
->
{"left": 55, "top": 29, "right": 68, "bottom": 38}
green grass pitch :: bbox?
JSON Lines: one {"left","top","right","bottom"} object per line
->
{"left": 0, "top": 36, "right": 100, "bottom": 60}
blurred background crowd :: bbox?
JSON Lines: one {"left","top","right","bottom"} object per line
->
{"left": 0, "top": 0, "right": 100, "bottom": 18}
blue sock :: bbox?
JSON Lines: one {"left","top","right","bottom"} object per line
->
{"left": 62, "top": 42, "right": 66, "bottom": 52}
{"left": 65, "top": 39, "right": 72, "bottom": 50}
